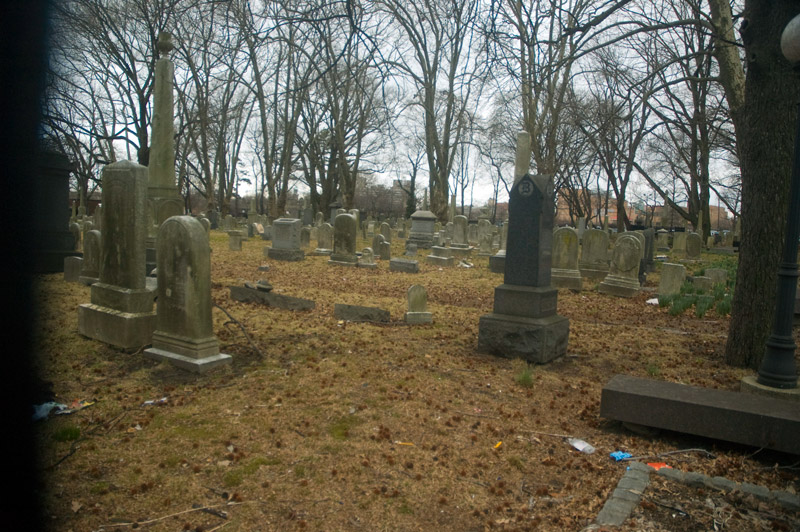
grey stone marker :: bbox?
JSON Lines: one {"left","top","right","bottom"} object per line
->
{"left": 228, "top": 230, "right": 244, "bottom": 251}
{"left": 478, "top": 134, "right": 569, "bottom": 364}
{"left": 656, "top": 229, "right": 670, "bottom": 251}
{"left": 489, "top": 223, "right": 507, "bottom": 274}
{"left": 380, "top": 222, "right": 392, "bottom": 243}
{"left": 314, "top": 222, "right": 333, "bottom": 255}
{"left": 64, "top": 256, "right": 83, "bottom": 283}
{"left": 407, "top": 208, "right": 437, "bottom": 249}
{"left": 658, "top": 263, "right": 686, "bottom": 297}
{"left": 692, "top": 276, "right": 713, "bottom": 293}
{"left": 328, "top": 213, "right": 358, "bottom": 266}
{"left": 144, "top": 216, "right": 231, "bottom": 372}
{"left": 706, "top": 268, "right": 727, "bottom": 285}
{"left": 686, "top": 232, "right": 703, "bottom": 259}
{"left": 673, "top": 232, "right": 687, "bottom": 256}
{"left": 426, "top": 246, "right": 455, "bottom": 267}
{"left": 79, "top": 229, "right": 102, "bottom": 286}
{"left": 643, "top": 227, "right": 655, "bottom": 272}
{"left": 78, "top": 161, "right": 156, "bottom": 350}
{"left": 372, "top": 233, "right": 385, "bottom": 256}
{"left": 579, "top": 228, "right": 610, "bottom": 281}
{"left": 334, "top": 303, "right": 390, "bottom": 322}
{"left": 389, "top": 258, "right": 419, "bottom": 273}
{"left": 300, "top": 226, "right": 311, "bottom": 248}
{"left": 550, "top": 227, "right": 582, "bottom": 290}
{"left": 266, "top": 218, "right": 304, "bottom": 261}
{"left": 69, "top": 222, "right": 81, "bottom": 252}
{"left": 378, "top": 240, "right": 392, "bottom": 261}
{"left": 598, "top": 234, "right": 642, "bottom": 297}
{"left": 450, "top": 215, "right": 473, "bottom": 259}
{"left": 358, "top": 247, "right": 378, "bottom": 269}
{"left": 477, "top": 233, "right": 493, "bottom": 256}
{"left": 405, "top": 285, "right": 432, "bottom": 324}
{"left": 404, "top": 242, "right": 418, "bottom": 256}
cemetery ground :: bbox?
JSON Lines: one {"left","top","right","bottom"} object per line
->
{"left": 33, "top": 232, "right": 799, "bottom": 532}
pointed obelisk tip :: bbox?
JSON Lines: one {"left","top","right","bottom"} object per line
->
{"left": 513, "top": 131, "right": 532, "bottom": 185}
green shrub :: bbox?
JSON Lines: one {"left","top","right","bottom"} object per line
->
{"left": 658, "top": 294, "right": 673, "bottom": 308}
{"left": 669, "top": 294, "right": 696, "bottom": 316}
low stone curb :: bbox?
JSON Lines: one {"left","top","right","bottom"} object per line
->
{"left": 584, "top": 461, "right": 800, "bottom": 530}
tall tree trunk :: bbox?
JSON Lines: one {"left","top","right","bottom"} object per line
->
{"left": 724, "top": 1, "right": 800, "bottom": 368}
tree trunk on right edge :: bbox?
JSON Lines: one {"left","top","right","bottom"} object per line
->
{"left": 724, "top": 1, "right": 800, "bottom": 369}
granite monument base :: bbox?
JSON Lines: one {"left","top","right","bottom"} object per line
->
{"left": 477, "top": 312, "right": 569, "bottom": 363}
{"left": 144, "top": 332, "right": 231, "bottom": 373}
{"left": 598, "top": 275, "right": 640, "bottom": 297}
{"left": 551, "top": 269, "right": 583, "bottom": 291}
{"left": 266, "top": 248, "right": 305, "bottom": 261}
{"left": 77, "top": 303, "right": 156, "bottom": 351}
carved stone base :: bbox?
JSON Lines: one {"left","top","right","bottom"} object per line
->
{"left": 477, "top": 313, "right": 569, "bottom": 364}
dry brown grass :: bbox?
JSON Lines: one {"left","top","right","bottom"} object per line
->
{"left": 33, "top": 231, "right": 798, "bottom": 531}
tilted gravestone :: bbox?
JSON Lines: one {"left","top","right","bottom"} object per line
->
{"left": 478, "top": 157, "right": 569, "bottom": 363}
{"left": 578, "top": 228, "right": 610, "bottom": 281}
{"left": 144, "top": 216, "right": 231, "bottom": 372}
{"left": 78, "top": 161, "right": 156, "bottom": 350}
{"left": 266, "top": 218, "right": 304, "bottom": 261}
{"left": 405, "top": 285, "right": 432, "bottom": 324}
{"left": 426, "top": 246, "right": 455, "bottom": 267}
{"left": 550, "top": 227, "right": 582, "bottom": 290}
{"left": 598, "top": 233, "right": 642, "bottom": 297}
{"left": 328, "top": 213, "right": 358, "bottom": 266}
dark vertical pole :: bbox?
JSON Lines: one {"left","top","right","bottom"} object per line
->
{"left": 758, "top": 103, "right": 800, "bottom": 388}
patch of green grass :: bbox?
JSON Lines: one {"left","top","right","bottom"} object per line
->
{"left": 398, "top": 501, "right": 414, "bottom": 515}
{"left": 243, "top": 456, "right": 280, "bottom": 475}
{"left": 715, "top": 295, "right": 732, "bottom": 316}
{"left": 52, "top": 425, "right": 80, "bottom": 442}
{"left": 669, "top": 294, "right": 696, "bottom": 315}
{"left": 657, "top": 294, "right": 673, "bottom": 308}
{"left": 645, "top": 362, "right": 660, "bottom": 377}
{"left": 90, "top": 481, "right": 110, "bottom": 495}
{"left": 223, "top": 469, "right": 243, "bottom": 487}
{"left": 514, "top": 365, "right": 534, "bottom": 388}
{"left": 294, "top": 465, "right": 306, "bottom": 478}
{"left": 506, "top": 455, "right": 526, "bottom": 471}
{"left": 695, "top": 295, "right": 715, "bottom": 318}
{"left": 328, "top": 415, "right": 361, "bottom": 440}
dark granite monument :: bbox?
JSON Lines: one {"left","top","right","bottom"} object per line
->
{"left": 477, "top": 132, "right": 569, "bottom": 363}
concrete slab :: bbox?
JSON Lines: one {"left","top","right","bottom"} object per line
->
{"left": 600, "top": 374, "right": 800, "bottom": 455}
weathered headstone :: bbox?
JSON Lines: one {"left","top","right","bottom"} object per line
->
{"left": 78, "top": 161, "right": 156, "bottom": 349}
{"left": 380, "top": 222, "right": 392, "bottom": 244}
{"left": 450, "top": 215, "right": 473, "bottom": 259}
{"left": 656, "top": 229, "right": 670, "bottom": 251}
{"left": 578, "top": 228, "right": 610, "bottom": 281}
{"left": 551, "top": 227, "right": 582, "bottom": 290}
{"left": 404, "top": 242, "right": 418, "bottom": 257}
{"left": 32, "top": 150, "right": 80, "bottom": 272}
{"left": 228, "top": 230, "right": 244, "bottom": 251}
{"left": 300, "top": 226, "right": 311, "bottom": 248}
{"left": 405, "top": 285, "right": 432, "bottom": 324}
{"left": 144, "top": 216, "right": 231, "bottom": 372}
{"left": 358, "top": 247, "right": 378, "bottom": 269}
{"left": 79, "top": 229, "right": 102, "bottom": 286}
{"left": 643, "top": 228, "right": 655, "bottom": 272}
{"left": 706, "top": 268, "right": 727, "bottom": 286}
{"left": 489, "top": 223, "right": 508, "bottom": 274}
{"left": 63, "top": 256, "right": 83, "bottom": 283}
{"left": 693, "top": 276, "right": 713, "bottom": 293}
{"left": 658, "top": 263, "right": 686, "bottom": 297}
{"left": 686, "top": 232, "right": 703, "bottom": 259}
{"left": 407, "top": 208, "right": 437, "bottom": 249}
{"left": 673, "top": 231, "right": 687, "bottom": 256}
{"left": 477, "top": 233, "right": 494, "bottom": 257}
{"left": 598, "top": 233, "right": 642, "bottom": 297}
{"left": 478, "top": 133, "right": 569, "bottom": 363}
{"left": 389, "top": 258, "right": 419, "bottom": 273}
{"left": 266, "top": 218, "right": 304, "bottom": 261}
{"left": 314, "top": 222, "right": 334, "bottom": 255}
{"left": 426, "top": 246, "right": 455, "bottom": 266}
{"left": 328, "top": 213, "right": 358, "bottom": 266}
{"left": 378, "top": 240, "right": 392, "bottom": 261}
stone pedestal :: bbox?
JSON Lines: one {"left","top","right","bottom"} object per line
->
{"left": 77, "top": 161, "right": 156, "bottom": 350}
{"left": 478, "top": 313, "right": 569, "bottom": 363}
{"left": 33, "top": 150, "right": 81, "bottom": 272}
{"left": 426, "top": 246, "right": 455, "bottom": 267}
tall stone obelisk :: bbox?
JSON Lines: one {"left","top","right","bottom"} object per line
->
{"left": 146, "top": 32, "right": 184, "bottom": 271}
